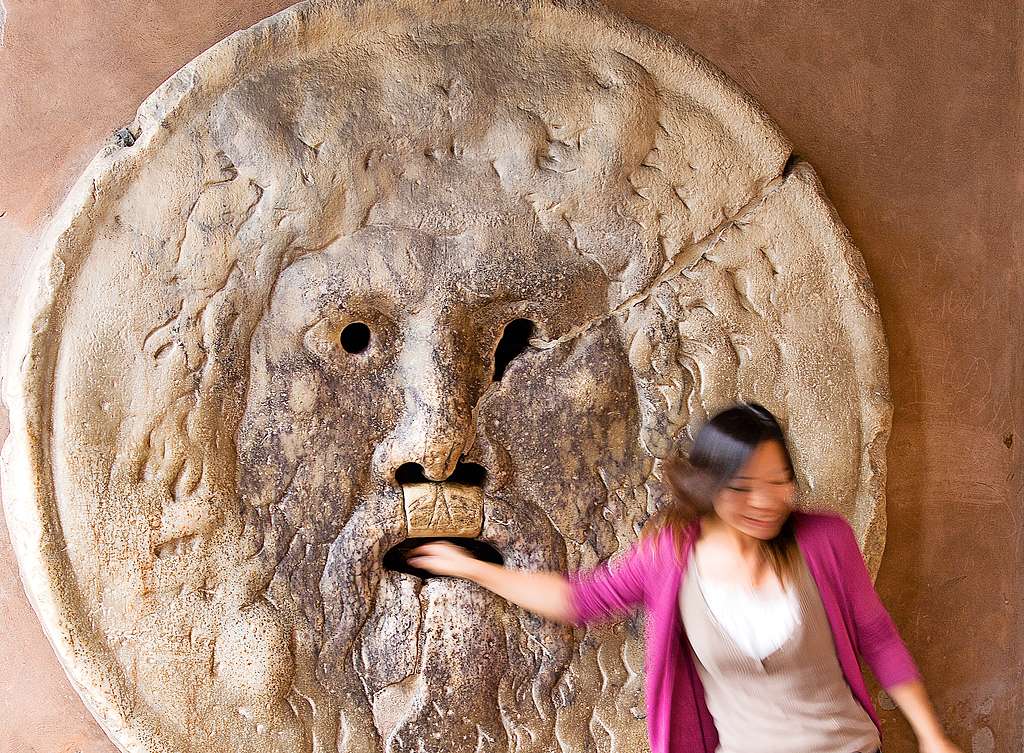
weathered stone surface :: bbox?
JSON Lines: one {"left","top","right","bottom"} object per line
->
{"left": 0, "top": 1, "right": 890, "bottom": 752}
{"left": 403, "top": 483, "right": 483, "bottom": 538}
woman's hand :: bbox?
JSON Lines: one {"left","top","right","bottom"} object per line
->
{"left": 919, "top": 735, "right": 964, "bottom": 753}
{"left": 406, "top": 541, "right": 575, "bottom": 624}
{"left": 887, "top": 680, "right": 963, "bottom": 753}
{"left": 406, "top": 541, "right": 486, "bottom": 581}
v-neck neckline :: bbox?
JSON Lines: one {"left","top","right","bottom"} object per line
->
{"left": 685, "top": 550, "right": 802, "bottom": 671}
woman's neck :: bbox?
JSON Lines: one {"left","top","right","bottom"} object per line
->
{"left": 700, "top": 514, "right": 762, "bottom": 557}
{"left": 697, "top": 515, "right": 780, "bottom": 589}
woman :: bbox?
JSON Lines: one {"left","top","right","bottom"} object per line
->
{"left": 407, "top": 403, "right": 961, "bottom": 753}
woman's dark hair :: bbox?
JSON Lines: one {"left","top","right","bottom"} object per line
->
{"left": 650, "top": 403, "right": 799, "bottom": 581}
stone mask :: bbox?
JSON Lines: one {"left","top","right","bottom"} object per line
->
{"left": 1, "top": 2, "right": 891, "bottom": 752}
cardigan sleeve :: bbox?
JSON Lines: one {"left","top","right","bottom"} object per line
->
{"left": 566, "top": 532, "right": 662, "bottom": 625}
{"left": 832, "top": 517, "right": 921, "bottom": 689}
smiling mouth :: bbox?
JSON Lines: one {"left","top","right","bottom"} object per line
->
{"left": 743, "top": 515, "right": 781, "bottom": 526}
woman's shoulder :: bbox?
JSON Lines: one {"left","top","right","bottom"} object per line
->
{"left": 792, "top": 509, "right": 851, "bottom": 530}
{"left": 792, "top": 510, "right": 862, "bottom": 555}
{"left": 645, "top": 520, "right": 699, "bottom": 567}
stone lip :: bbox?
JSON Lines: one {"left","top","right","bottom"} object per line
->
{"left": 402, "top": 481, "right": 485, "bottom": 538}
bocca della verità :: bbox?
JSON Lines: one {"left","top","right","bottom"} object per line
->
{"left": 1, "top": 2, "right": 890, "bottom": 751}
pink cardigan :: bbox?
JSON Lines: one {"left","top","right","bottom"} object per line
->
{"left": 568, "top": 512, "right": 920, "bottom": 753}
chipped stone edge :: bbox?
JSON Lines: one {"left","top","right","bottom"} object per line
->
{"left": 0, "top": 5, "right": 340, "bottom": 748}
{"left": 783, "top": 162, "right": 893, "bottom": 576}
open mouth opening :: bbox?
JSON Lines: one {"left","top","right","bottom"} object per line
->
{"left": 395, "top": 461, "right": 488, "bottom": 486}
{"left": 382, "top": 537, "right": 505, "bottom": 580}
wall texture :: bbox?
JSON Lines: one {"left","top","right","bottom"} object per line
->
{"left": 0, "top": 2, "right": 1019, "bottom": 752}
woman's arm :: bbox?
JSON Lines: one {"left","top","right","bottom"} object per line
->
{"left": 829, "top": 519, "right": 962, "bottom": 753}
{"left": 407, "top": 542, "right": 575, "bottom": 623}
{"left": 887, "top": 680, "right": 963, "bottom": 753}
{"left": 407, "top": 534, "right": 655, "bottom": 625}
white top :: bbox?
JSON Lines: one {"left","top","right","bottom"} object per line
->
{"left": 681, "top": 554, "right": 881, "bottom": 753}
{"left": 693, "top": 565, "right": 801, "bottom": 660}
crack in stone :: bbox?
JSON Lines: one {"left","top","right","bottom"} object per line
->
{"left": 465, "top": 159, "right": 798, "bottom": 438}
{"left": 531, "top": 159, "right": 797, "bottom": 351}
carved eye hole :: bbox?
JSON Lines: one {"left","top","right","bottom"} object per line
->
{"left": 492, "top": 318, "right": 534, "bottom": 381}
{"left": 340, "top": 322, "right": 371, "bottom": 354}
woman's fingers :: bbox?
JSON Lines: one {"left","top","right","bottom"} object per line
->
{"left": 408, "top": 541, "right": 468, "bottom": 558}
{"left": 406, "top": 556, "right": 452, "bottom": 573}
{"left": 405, "top": 541, "right": 478, "bottom": 577}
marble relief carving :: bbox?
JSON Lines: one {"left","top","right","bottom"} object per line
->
{"left": 1, "top": 2, "right": 891, "bottom": 752}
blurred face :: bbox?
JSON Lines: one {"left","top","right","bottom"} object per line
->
{"left": 712, "top": 440, "right": 795, "bottom": 540}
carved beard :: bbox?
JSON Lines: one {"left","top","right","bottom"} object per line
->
{"left": 279, "top": 485, "right": 577, "bottom": 753}
{"left": 232, "top": 371, "right": 574, "bottom": 751}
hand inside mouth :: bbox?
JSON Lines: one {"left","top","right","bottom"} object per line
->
{"left": 383, "top": 537, "right": 504, "bottom": 579}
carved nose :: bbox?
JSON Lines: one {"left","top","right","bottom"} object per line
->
{"left": 375, "top": 316, "right": 480, "bottom": 484}
{"left": 385, "top": 388, "right": 473, "bottom": 482}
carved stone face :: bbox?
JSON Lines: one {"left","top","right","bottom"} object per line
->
{"left": 236, "top": 215, "right": 643, "bottom": 748}
{"left": 1, "top": 2, "right": 891, "bottom": 752}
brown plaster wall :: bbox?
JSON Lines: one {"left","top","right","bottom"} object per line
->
{"left": 0, "top": 2, "right": 1019, "bottom": 752}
